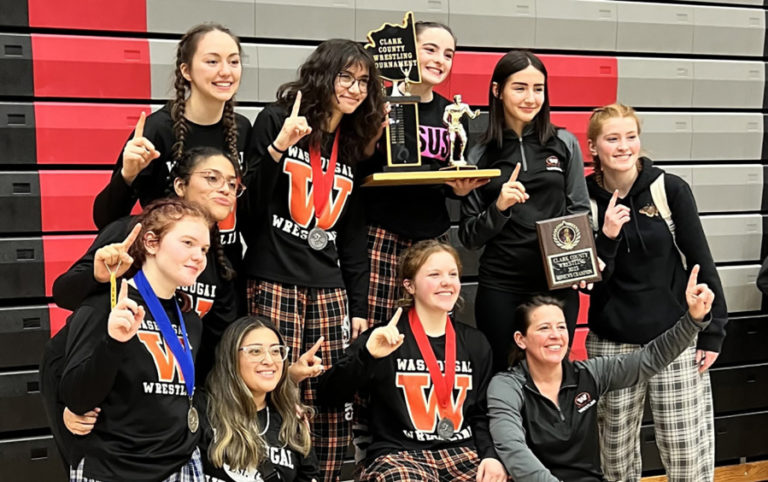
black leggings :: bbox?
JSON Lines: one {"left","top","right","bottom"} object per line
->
{"left": 475, "top": 285, "right": 579, "bottom": 373}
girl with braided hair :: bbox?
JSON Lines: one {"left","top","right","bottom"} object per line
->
{"left": 92, "top": 23, "right": 250, "bottom": 269}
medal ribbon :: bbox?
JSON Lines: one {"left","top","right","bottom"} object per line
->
{"left": 308, "top": 130, "right": 339, "bottom": 222}
{"left": 408, "top": 308, "right": 456, "bottom": 418}
{"left": 133, "top": 270, "right": 195, "bottom": 398}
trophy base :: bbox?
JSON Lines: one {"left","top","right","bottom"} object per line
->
{"left": 362, "top": 168, "right": 501, "bottom": 187}
{"left": 439, "top": 163, "right": 478, "bottom": 171}
{"left": 383, "top": 164, "right": 425, "bottom": 172}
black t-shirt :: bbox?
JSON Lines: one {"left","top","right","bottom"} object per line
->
{"left": 198, "top": 395, "right": 319, "bottom": 482}
{"left": 92, "top": 103, "right": 251, "bottom": 268}
{"left": 240, "top": 104, "right": 369, "bottom": 318}
{"left": 359, "top": 92, "right": 462, "bottom": 239}
{"left": 317, "top": 314, "right": 497, "bottom": 464}
{"left": 51, "top": 214, "right": 241, "bottom": 384}
{"left": 60, "top": 286, "right": 202, "bottom": 481}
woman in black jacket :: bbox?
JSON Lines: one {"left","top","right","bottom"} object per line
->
{"left": 459, "top": 50, "right": 590, "bottom": 373}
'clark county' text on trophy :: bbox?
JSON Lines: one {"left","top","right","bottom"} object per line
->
{"left": 536, "top": 213, "right": 601, "bottom": 290}
{"left": 362, "top": 11, "right": 501, "bottom": 187}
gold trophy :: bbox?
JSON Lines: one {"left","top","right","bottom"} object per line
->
{"left": 362, "top": 12, "right": 500, "bottom": 187}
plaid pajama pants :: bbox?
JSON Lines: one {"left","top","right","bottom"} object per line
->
{"left": 70, "top": 448, "right": 203, "bottom": 482}
{"left": 359, "top": 447, "right": 480, "bottom": 482}
{"left": 248, "top": 279, "right": 351, "bottom": 482}
{"left": 586, "top": 332, "right": 715, "bottom": 482}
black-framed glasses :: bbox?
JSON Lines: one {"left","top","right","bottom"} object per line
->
{"left": 193, "top": 170, "right": 246, "bottom": 198}
{"left": 336, "top": 72, "right": 369, "bottom": 93}
{"left": 239, "top": 344, "right": 290, "bottom": 362}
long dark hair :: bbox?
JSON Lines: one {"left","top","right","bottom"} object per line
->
{"left": 481, "top": 50, "right": 556, "bottom": 149}
{"left": 171, "top": 23, "right": 242, "bottom": 171}
{"left": 168, "top": 146, "right": 240, "bottom": 281}
{"left": 276, "top": 39, "right": 384, "bottom": 164}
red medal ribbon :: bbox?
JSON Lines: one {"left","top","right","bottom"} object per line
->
{"left": 408, "top": 308, "right": 456, "bottom": 418}
{"left": 308, "top": 130, "right": 339, "bottom": 221}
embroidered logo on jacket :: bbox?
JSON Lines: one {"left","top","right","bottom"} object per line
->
{"left": 545, "top": 155, "right": 563, "bottom": 172}
{"left": 639, "top": 204, "right": 659, "bottom": 217}
{"left": 574, "top": 391, "right": 596, "bottom": 413}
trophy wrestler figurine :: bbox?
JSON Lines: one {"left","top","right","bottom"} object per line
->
{"left": 443, "top": 94, "right": 480, "bottom": 166}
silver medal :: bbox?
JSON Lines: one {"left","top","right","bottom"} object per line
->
{"left": 436, "top": 417, "right": 455, "bottom": 440}
{"left": 188, "top": 406, "right": 199, "bottom": 433}
{"left": 308, "top": 227, "right": 329, "bottom": 251}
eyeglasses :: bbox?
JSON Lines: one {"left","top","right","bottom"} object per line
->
{"left": 239, "top": 344, "right": 290, "bottom": 362}
{"left": 193, "top": 170, "right": 246, "bottom": 198}
{"left": 336, "top": 72, "right": 369, "bottom": 93}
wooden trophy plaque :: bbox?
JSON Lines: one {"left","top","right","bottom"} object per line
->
{"left": 536, "top": 213, "right": 601, "bottom": 290}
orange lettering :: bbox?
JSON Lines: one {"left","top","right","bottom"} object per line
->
{"left": 138, "top": 331, "right": 186, "bottom": 383}
{"left": 396, "top": 373, "right": 472, "bottom": 432}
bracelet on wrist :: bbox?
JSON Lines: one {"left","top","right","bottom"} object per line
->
{"left": 270, "top": 142, "right": 287, "bottom": 155}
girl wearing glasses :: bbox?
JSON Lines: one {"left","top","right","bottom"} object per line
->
{"left": 92, "top": 23, "right": 250, "bottom": 270}
{"left": 58, "top": 198, "right": 210, "bottom": 481}
{"left": 52, "top": 147, "right": 242, "bottom": 385}
{"left": 241, "top": 38, "right": 384, "bottom": 480}
{"left": 318, "top": 240, "right": 507, "bottom": 482}
{"left": 198, "top": 316, "right": 319, "bottom": 481}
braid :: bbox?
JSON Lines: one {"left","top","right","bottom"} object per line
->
{"left": 210, "top": 223, "right": 236, "bottom": 281}
{"left": 170, "top": 72, "right": 189, "bottom": 172}
{"left": 222, "top": 99, "right": 240, "bottom": 169}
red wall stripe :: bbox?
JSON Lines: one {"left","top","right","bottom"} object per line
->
{"left": 28, "top": 0, "right": 147, "bottom": 32}
{"left": 39, "top": 171, "right": 111, "bottom": 232}
{"left": 435, "top": 52, "right": 617, "bottom": 108}
{"left": 35, "top": 102, "right": 151, "bottom": 165}
{"left": 42, "top": 235, "right": 96, "bottom": 297}
{"left": 31, "top": 35, "right": 151, "bottom": 99}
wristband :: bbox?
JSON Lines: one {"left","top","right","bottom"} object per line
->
{"left": 270, "top": 142, "right": 287, "bottom": 155}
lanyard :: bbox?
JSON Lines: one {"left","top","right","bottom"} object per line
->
{"left": 408, "top": 309, "right": 456, "bottom": 416}
{"left": 308, "top": 130, "right": 339, "bottom": 220}
{"left": 133, "top": 270, "right": 195, "bottom": 398}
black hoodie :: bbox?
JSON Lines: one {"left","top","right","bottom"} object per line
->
{"left": 586, "top": 157, "right": 727, "bottom": 352}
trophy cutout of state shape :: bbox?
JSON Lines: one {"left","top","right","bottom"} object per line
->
{"left": 365, "top": 11, "right": 423, "bottom": 171}
{"left": 362, "top": 11, "right": 501, "bottom": 187}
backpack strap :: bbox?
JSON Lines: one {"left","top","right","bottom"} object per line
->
{"left": 650, "top": 173, "right": 687, "bottom": 269}
{"left": 589, "top": 198, "right": 599, "bottom": 232}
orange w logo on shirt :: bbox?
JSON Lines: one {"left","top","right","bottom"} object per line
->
{"left": 138, "top": 331, "right": 186, "bottom": 383}
{"left": 395, "top": 373, "right": 473, "bottom": 432}
{"left": 283, "top": 158, "right": 353, "bottom": 229}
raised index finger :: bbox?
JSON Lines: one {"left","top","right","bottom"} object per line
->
{"left": 121, "top": 223, "right": 142, "bottom": 250}
{"left": 133, "top": 111, "right": 146, "bottom": 139}
{"left": 291, "top": 90, "right": 302, "bottom": 118}
{"left": 608, "top": 189, "right": 619, "bottom": 209}
{"left": 387, "top": 307, "right": 403, "bottom": 328}
{"left": 117, "top": 279, "right": 129, "bottom": 302}
{"left": 687, "top": 264, "right": 701, "bottom": 291}
{"left": 306, "top": 336, "right": 324, "bottom": 358}
{"left": 509, "top": 163, "right": 521, "bottom": 183}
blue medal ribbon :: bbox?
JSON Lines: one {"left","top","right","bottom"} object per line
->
{"left": 133, "top": 269, "right": 195, "bottom": 398}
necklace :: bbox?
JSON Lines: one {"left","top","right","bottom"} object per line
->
{"left": 258, "top": 406, "right": 270, "bottom": 436}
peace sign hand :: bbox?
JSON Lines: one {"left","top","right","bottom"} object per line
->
{"left": 685, "top": 264, "right": 715, "bottom": 322}
{"left": 93, "top": 223, "right": 141, "bottom": 283}
{"left": 271, "top": 91, "right": 312, "bottom": 158}
{"left": 108, "top": 280, "right": 145, "bottom": 342}
{"left": 288, "top": 336, "right": 326, "bottom": 384}
{"left": 602, "top": 190, "right": 631, "bottom": 240}
{"left": 365, "top": 308, "right": 405, "bottom": 359}
{"left": 495, "top": 163, "right": 528, "bottom": 211}
{"left": 121, "top": 112, "right": 161, "bottom": 184}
